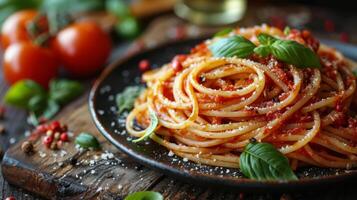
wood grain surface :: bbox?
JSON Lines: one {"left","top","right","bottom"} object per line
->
{"left": 1, "top": 5, "right": 357, "bottom": 199}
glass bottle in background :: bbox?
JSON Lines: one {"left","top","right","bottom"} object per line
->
{"left": 174, "top": 0, "right": 247, "bottom": 26}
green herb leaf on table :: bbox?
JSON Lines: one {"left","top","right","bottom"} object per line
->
{"left": 132, "top": 109, "right": 158, "bottom": 143}
{"left": 75, "top": 132, "right": 100, "bottom": 149}
{"left": 41, "top": 0, "right": 104, "bottom": 13}
{"left": 28, "top": 94, "right": 48, "bottom": 114}
{"left": 271, "top": 39, "right": 321, "bottom": 68}
{"left": 239, "top": 141, "right": 298, "bottom": 181}
{"left": 116, "top": 86, "right": 144, "bottom": 114}
{"left": 41, "top": 99, "right": 60, "bottom": 119}
{"left": 214, "top": 28, "right": 234, "bottom": 37}
{"left": 115, "top": 16, "right": 140, "bottom": 39}
{"left": 49, "top": 79, "right": 84, "bottom": 105}
{"left": 4, "top": 80, "right": 45, "bottom": 109}
{"left": 124, "top": 191, "right": 163, "bottom": 200}
{"left": 209, "top": 36, "right": 256, "bottom": 58}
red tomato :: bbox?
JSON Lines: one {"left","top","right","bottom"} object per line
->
{"left": 1, "top": 10, "right": 38, "bottom": 49}
{"left": 3, "top": 42, "right": 58, "bottom": 87}
{"left": 52, "top": 21, "right": 112, "bottom": 77}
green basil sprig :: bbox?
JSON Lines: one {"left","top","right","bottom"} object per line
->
{"left": 75, "top": 132, "right": 100, "bottom": 149}
{"left": 49, "top": 79, "right": 84, "bottom": 105}
{"left": 132, "top": 109, "right": 158, "bottom": 143}
{"left": 4, "top": 80, "right": 45, "bottom": 109}
{"left": 4, "top": 79, "right": 83, "bottom": 125}
{"left": 239, "top": 140, "right": 298, "bottom": 181}
{"left": 209, "top": 32, "right": 321, "bottom": 68}
{"left": 209, "top": 35, "right": 256, "bottom": 58}
{"left": 116, "top": 86, "right": 144, "bottom": 114}
{"left": 125, "top": 191, "right": 163, "bottom": 200}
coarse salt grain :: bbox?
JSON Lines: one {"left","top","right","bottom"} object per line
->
{"left": 168, "top": 151, "right": 174, "bottom": 157}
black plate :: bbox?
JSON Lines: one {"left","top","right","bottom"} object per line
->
{"left": 89, "top": 38, "right": 357, "bottom": 192}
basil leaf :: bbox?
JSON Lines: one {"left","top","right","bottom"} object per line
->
{"left": 28, "top": 94, "right": 48, "bottom": 113}
{"left": 125, "top": 191, "right": 163, "bottom": 200}
{"left": 271, "top": 39, "right": 321, "bottom": 68}
{"left": 209, "top": 36, "right": 256, "bottom": 58}
{"left": 75, "top": 132, "right": 100, "bottom": 149}
{"left": 214, "top": 28, "right": 234, "bottom": 37}
{"left": 257, "top": 33, "right": 277, "bottom": 45}
{"left": 254, "top": 45, "right": 272, "bottom": 57}
{"left": 116, "top": 86, "right": 144, "bottom": 114}
{"left": 132, "top": 109, "right": 158, "bottom": 143}
{"left": 240, "top": 141, "right": 297, "bottom": 181}
{"left": 115, "top": 16, "right": 140, "bottom": 39}
{"left": 49, "top": 79, "right": 84, "bottom": 105}
{"left": 4, "top": 80, "right": 45, "bottom": 109}
{"left": 41, "top": 99, "right": 60, "bottom": 119}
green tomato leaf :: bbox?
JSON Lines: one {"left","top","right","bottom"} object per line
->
{"left": 75, "top": 132, "right": 100, "bottom": 149}
{"left": 254, "top": 45, "right": 272, "bottom": 57}
{"left": 239, "top": 141, "right": 298, "bottom": 181}
{"left": 214, "top": 28, "right": 234, "bottom": 37}
{"left": 257, "top": 33, "right": 277, "bottom": 45}
{"left": 4, "top": 80, "right": 45, "bottom": 109}
{"left": 49, "top": 79, "right": 84, "bottom": 105}
{"left": 270, "top": 39, "right": 321, "bottom": 68}
{"left": 209, "top": 36, "right": 256, "bottom": 58}
{"left": 132, "top": 109, "right": 158, "bottom": 143}
{"left": 116, "top": 86, "right": 144, "bottom": 114}
{"left": 125, "top": 191, "right": 163, "bottom": 200}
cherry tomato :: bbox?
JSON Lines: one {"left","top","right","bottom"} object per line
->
{"left": 3, "top": 42, "right": 58, "bottom": 87}
{"left": 1, "top": 10, "right": 38, "bottom": 49}
{"left": 52, "top": 21, "right": 112, "bottom": 77}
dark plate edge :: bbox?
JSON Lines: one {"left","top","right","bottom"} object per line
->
{"left": 88, "top": 38, "right": 357, "bottom": 192}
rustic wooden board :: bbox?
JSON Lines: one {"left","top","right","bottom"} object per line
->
{"left": 2, "top": 12, "right": 357, "bottom": 200}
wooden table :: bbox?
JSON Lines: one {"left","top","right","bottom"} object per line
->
{"left": 1, "top": 4, "right": 357, "bottom": 200}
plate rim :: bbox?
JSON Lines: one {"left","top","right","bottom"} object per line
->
{"left": 89, "top": 38, "right": 357, "bottom": 192}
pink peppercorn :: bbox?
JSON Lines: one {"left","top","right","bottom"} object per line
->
{"left": 139, "top": 59, "right": 150, "bottom": 72}
{"left": 43, "top": 136, "right": 53, "bottom": 147}
{"left": 60, "top": 132, "right": 69, "bottom": 142}
{"left": 5, "top": 196, "right": 16, "bottom": 200}
{"left": 49, "top": 121, "right": 61, "bottom": 132}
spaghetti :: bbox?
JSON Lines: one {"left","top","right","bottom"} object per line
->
{"left": 126, "top": 25, "right": 357, "bottom": 169}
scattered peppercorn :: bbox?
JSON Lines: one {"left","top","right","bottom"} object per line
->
{"left": 60, "top": 132, "right": 69, "bottom": 142}
{"left": 69, "top": 157, "right": 77, "bottom": 165}
{"left": 139, "top": 59, "right": 150, "bottom": 72}
{"left": 37, "top": 121, "right": 70, "bottom": 150}
{"left": 0, "top": 124, "right": 5, "bottom": 134}
{"left": 43, "top": 135, "right": 53, "bottom": 148}
{"left": 21, "top": 141, "right": 34, "bottom": 155}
